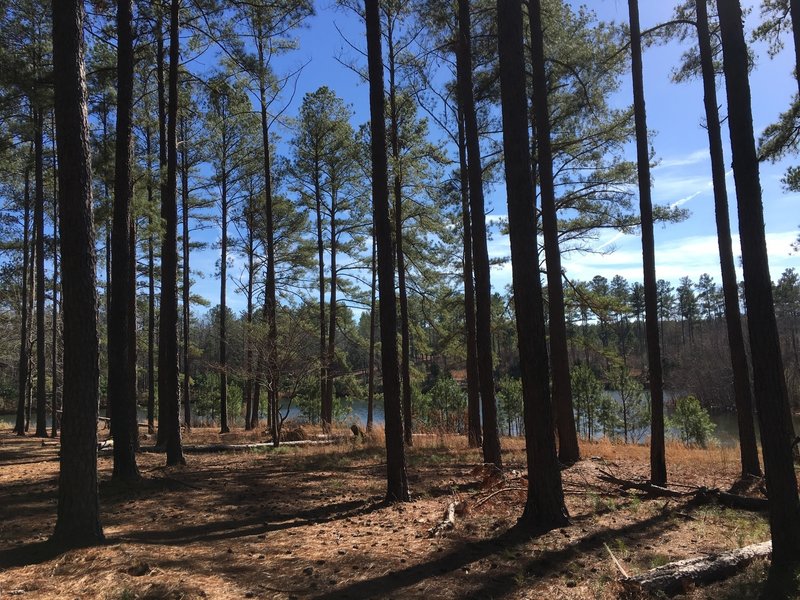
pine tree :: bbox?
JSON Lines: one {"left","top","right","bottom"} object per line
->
{"left": 718, "top": 0, "right": 800, "bottom": 578}
{"left": 627, "top": 0, "right": 667, "bottom": 486}
{"left": 51, "top": 0, "right": 104, "bottom": 547}
{"left": 366, "top": 0, "right": 409, "bottom": 502}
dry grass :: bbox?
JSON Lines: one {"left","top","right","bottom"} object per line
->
{"left": 0, "top": 425, "right": 781, "bottom": 600}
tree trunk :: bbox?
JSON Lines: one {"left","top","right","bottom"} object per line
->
{"left": 244, "top": 213, "right": 254, "bottom": 430}
{"left": 527, "top": 0, "right": 580, "bottom": 465}
{"left": 695, "top": 0, "right": 760, "bottom": 478}
{"left": 257, "top": 35, "right": 279, "bottom": 447}
{"left": 365, "top": 0, "right": 409, "bottom": 502}
{"left": 14, "top": 162, "right": 31, "bottom": 436}
{"left": 497, "top": 0, "right": 568, "bottom": 533}
{"left": 180, "top": 115, "right": 191, "bottom": 430}
{"left": 157, "top": 0, "right": 185, "bottom": 466}
{"left": 324, "top": 220, "right": 338, "bottom": 430}
{"left": 145, "top": 124, "right": 155, "bottom": 435}
{"left": 219, "top": 166, "right": 229, "bottom": 434}
{"left": 717, "top": 0, "right": 800, "bottom": 573}
{"left": 108, "top": 0, "right": 140, "bottom": 481}
{"left": 456, "top": 0, "right": 502, "bottom": 468}
{"left": 34, "top": 107, "right": 47, "bottom": 438}
{"left": 367, "top": 234, "right": 377, "bottom": 432}
{"left": 26, "top": 222, "right": 35, "bottom": 432}
{"left": 387, "top": 25, "right": 414, "bottom": 447}
{"left": 51, "top": 0, "right": 104, "bottom": 546}
{"left": 315, "top": 173, "right": 328, "bottom": 427}
{"left": 457, "top": 108, "right": 481, "bottom": 448}
{"left": 155, "top": 7, "right": 168, "bottom": 447}
{"left": 627, "top": 0, "right": 667, "bottom": 486}
{"left": 791, "top": 0, "right": 800, "bottom": 94}
{"left": 128, "top": 219, "right": 138, "bottom": 451}
{"left": 51, "top": 122, "right": 60, "bottom": 439}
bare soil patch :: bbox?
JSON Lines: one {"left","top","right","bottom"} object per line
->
{"left": 0, "top": 426, "right": 780, "bottom": 599}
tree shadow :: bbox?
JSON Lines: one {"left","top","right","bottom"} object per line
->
{"left": 0, "top": 539, "right": 82, "bottom": 569}
{"left": 119, "top": 496, "right": 387, "bottom": 546}
{"left": 310, "top": 502, "right": 684, "bottom": 600}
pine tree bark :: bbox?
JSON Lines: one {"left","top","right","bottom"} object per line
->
{"left": 457, "top": 108, "right": 481, "bottom": 448}
{"left": 694, "top": 0, "right": 760, "bottom": 478}
{"left": 145, "top": 124, "right": 156, "bottom": 435}
{"left": 109, "top": 0, "right": 140, "bottom": 481}
{"left": 367, "top": 234, "right": 377, "bottom": 432}
{"left": 456, "top": 0, "right": 502, "bottom": 468}
{"left": 157, "top": 0, "right": 185, "bottom": 466}
{"left": 51, "top": 0, "right": 104, "bottom": 546}
{"left": 315, "top": 172, "right": 328, "bottom": 427}
{"left": 219, "top": 166, "right": 229, "bottom": 434}
{"left": 14, "top": 163, "right": 31, "bottom": 436}
{"left": 386, "top": 22, "right": 414, "bottom": 447}
{"left": 717, "top": 0, "right": 800, "bottom": 573}
{"left": 527, "top": 0, "right": 579, "bottom": 465}
{"left": 627, "top": 0, "right": 667, "bottom": 486}
{"left": 26, "top": 222, "right": 35, "bottom": 432}
{"left": 324, "top": 220, "right": 338, "bottom": 431}
{"left": 128, "top": 220, "right": 138, "bottom": 451}
{"left": 34, "top": 107, "right": 47, "bottom": 438}
{"left": 244, "top": 209, "right": 254, "bottom": 430}
{"left": 155, "top": 7, "right": 168, "bottom": 446}
{"left": 180, "top": 115, "right": 191, "bottom": 430}
{"left": 51, "top": 128, "right": 60, "bottom": 438}
{"left": 365, "top": 0, "right": 409, "bottom": 502}
{"left": 791, "top": 0, "right": 800, "bottom": 94}
{"left": 256, "top": 33, "right": 279, "bottom": 446}
{"left": 498, "top": 0, "right": 568, "bottom": 533}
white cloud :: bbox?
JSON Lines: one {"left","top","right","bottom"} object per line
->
{"left": 670, "top": 190, "right": 702, "bottom": 209}
{"left": 654, "top": 149, "right": 709, "bottom": 170}
{"left": 561, "top": 230, "right": 797, "bottom": 285}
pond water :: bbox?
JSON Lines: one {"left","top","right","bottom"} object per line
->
{"left": 3, "top": 400, "right": 798, "bottom": 448}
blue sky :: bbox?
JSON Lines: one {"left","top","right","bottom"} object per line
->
{"left": 189, "top": 0, "right": 799, "bottom": 314}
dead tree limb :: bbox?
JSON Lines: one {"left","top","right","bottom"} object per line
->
{"left": 621, "top": 540, "right": 771, "bottom": 595}
{"left": 474, "top": 487, "right": 526, "bottom": 507}
{"left": 132, "top": 439, "right": 338, "bottom": 454}
{"left": 598, "top": 470, "right": 769, "bottom": 511}
{"left": 428, "top": 501, "right": 462, "bottom": 537}
{"left": 597, "top": 469, "right": 687, "bottom": 498}
{"left": 695, "top": 487, "right": 769, "bottom": 511}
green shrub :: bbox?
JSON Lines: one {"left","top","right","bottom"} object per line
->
{"left": 497, "top": 376, "right": 524, "bottom": 436}
{"left": 668, "top": 394, "right": 716, "bottom": 447}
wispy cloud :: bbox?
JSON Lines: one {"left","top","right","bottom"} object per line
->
{"left": 559, "top": 230, "right": 798, "bottom": 285}
{"left": 654, "top": 149, "right": 709, "bottom": 170}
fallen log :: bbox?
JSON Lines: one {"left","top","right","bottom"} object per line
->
{"left": 621, "top": 540, "right": 771, "bottom": 595}
{"left": 711, "top": 490, "right": 769, "bottom": 511}
{"left": 116, "top": 439, "right": 338, "bottom": 455}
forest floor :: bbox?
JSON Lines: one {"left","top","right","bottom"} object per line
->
{"left": 0, "top": 425, "right": 784, "bottom": 599}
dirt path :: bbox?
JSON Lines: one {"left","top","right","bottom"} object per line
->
{"left": 0, "top": 428, "right": 773, "bottom": 599}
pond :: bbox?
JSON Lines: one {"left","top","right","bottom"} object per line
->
{"left": 3, "top": 400, "right": 799, "bottom": 448}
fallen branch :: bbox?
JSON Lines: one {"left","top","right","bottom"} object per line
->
{"left": 597, "top": 469, "right": 687, "bottom": 498}
{"left": 133, "top": 439, "right": 337, "bottom": 454}
{"left": 474, "top": 487, "right": 526, "bottom": 508}
{"left": 604, "top": 542, "right": 629, "bottom": 578}
{"left": 598, "top": 470, "right": 769, "bottom": 511}
{"left": 427, "top": 501, "right": 463, "bottom": 537}
{"left": 621, "top": 540, "right": 772, "bottom": 595}
{"left": 697, "top": 488, "right": 769, "bottom": 512}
